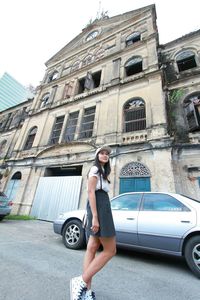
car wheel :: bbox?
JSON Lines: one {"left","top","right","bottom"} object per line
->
{"left": 62, "top": 219, "right": 86, "bottom": 250}
{"left": 0, "top": 215, "right": 5, "bottom": 221}
{"left": 185, "top": 236, "right": 200, "bottom": 278}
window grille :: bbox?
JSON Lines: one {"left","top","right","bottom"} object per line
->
{"left": 124, "top": 99, "right": 146, "bottom": 132}
{"left": 49, "top": 116, "right": 65, "bottom": 145}
{"left": 64, "top": 112, "right": 79, "bottom": 142}
{"left": 79, "top": 107, "right": 96, "bottom": 139}
{"left": 120, "top": 162, "right": 151, "bottom": 177}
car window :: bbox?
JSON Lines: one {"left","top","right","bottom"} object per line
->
{"left": 111, "top": 193, "right": 141, "bottom": 211}
{"left": 142, "top": 193, "right": 190, "bottom": 212}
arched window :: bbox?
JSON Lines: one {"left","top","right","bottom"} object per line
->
{"left": 48, "top": 71, "right": 58, "bottom": 82}
{"left": 71, "top": 60, "right": 80, "bottom": 73}
{"left": 0, "top": 140, "right": 7, "bottom": 155}
{"left": 5, "top": 171, "right": 22, "bottom": 202}
{"left": 176, "top": 50, "right": 197, "bottom": 72}
{"left": 125, "top": 56, "right": 143, "bottom": 76}
{"left": 119, "top": 162, "right": 151, "bottom": 193}
{"left": 11, "top": 172, "right": 22, "bottom": 180}
{"left": 125, "top": 32, "right": 141, "bottom": 46}
{"left": 184, "top": 93, "right": 200, "bottom": 131}
{"left": 23, "top": 126, "right": 37, "bottom": 150}
{"left": 123, "top": 98, "right": 146, "bottom": 132}
{"left": 40, "top": 93, "right": 50, "bottom": 108}
{"left": 120, "top": 162, "right": 151, "bottom": 177}
{"left": 82, "top": 54, "right": 93, "bottom": 67}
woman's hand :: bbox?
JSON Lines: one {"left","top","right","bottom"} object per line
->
{"left": 88, "top": 176, "right": 99, "bottom": 234}
{"left": 91, "top": 215, "right": 99, "bottom": 234}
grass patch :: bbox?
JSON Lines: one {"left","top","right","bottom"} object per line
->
{"left": 5, "top": 215, "right": 36, "bottom": 221}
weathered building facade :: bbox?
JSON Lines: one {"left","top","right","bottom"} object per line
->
{"left": 0, "top": 5, "right": 199, "bottom": 221}
{"left": 161, "top": 29, "right": 200, "bottom": 200}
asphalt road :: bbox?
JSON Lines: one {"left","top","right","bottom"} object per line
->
{"left": 0, "top": 220, "right": 200, "bottom": 300}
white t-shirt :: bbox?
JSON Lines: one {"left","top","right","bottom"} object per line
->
{"left": 88, "top": 166, "right": 110, "bottom": 192}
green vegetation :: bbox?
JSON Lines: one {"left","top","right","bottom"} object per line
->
{"left": 5, "top": 215, "right": 36, "bottom": 220}
{"left": 85, "top": 10, "right": 109, "bottom": 28}
{"left": 168, "top": 88, "right": 189, "bottom": 143}
{"left": 169, "top": 89, "right": 184, "bottom": 105}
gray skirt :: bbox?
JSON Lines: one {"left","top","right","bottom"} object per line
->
{"left": 86, "top": 190, "right": 116, "bottom": 238}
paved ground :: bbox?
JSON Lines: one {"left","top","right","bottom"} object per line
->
{"left": 0, "top": 219, "right": 200, "bottom": 300}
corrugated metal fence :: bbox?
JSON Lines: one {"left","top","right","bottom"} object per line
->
{"left": 31, "top": 176, "right": 82, "bottom": 221}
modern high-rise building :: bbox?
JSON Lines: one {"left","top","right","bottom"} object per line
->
{"left": 0, "top": 72, "right": 34, "bottom": 111}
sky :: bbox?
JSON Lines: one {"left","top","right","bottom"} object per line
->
{"left": 0, "top": 0, "right": 199, "bottom": 88}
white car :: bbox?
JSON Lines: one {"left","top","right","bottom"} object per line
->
{"left": 53, "top": 192, "right": 200, "bottom": 278}
{"left": 0, "top": 192, "right": 13, "bottom": 221}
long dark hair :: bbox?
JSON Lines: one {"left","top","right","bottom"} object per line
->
{"left": 94, "top": 154, "right": 111, "bottom": 183}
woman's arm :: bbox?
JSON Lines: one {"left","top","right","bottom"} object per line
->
{"left": 88, "top": 176, "right": 99, "bottom": 233}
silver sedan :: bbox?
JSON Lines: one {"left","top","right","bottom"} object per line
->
{"left": 0, "top": 192, "right": 13, "bottom": 221}
{"left": 53, "top": 192, "right": 200, "bottom": 278}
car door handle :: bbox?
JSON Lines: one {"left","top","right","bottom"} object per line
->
{"left": 181, "top": 220, "right": 190, "bottom": 223}
{"left": 126, "top": 218, "right": 135, "bottom": 220}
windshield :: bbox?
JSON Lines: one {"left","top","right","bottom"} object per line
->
{"left": 181, "top": 194, "right": 200, "bottom": 203}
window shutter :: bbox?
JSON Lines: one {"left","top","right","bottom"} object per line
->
{"left": 185, "top": 102, "right": 199, "bottom": 131}
{"left": 0, "top": 115, "right": 10, "bottom": 132}
{"left": 9, "top": 110, "right": 24, "bottom": 128}
{"left": 64, "top": 83, "right": 73, "bottom": 99}
{"left": 84, "top": 72, "right": 94, "bottom": 90}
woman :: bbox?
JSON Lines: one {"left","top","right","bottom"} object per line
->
{"left": 70, "top": 145, "right": 116, "bottom": 300}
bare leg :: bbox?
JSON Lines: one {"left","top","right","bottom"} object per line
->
{"left": 83, "top": 236, "right": 101, "bottom": 289}
{"left": 82, "top": 236, "right": 116, "bottom": 284}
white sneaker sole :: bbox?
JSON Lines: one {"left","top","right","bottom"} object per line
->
{"left": 70, "top": 277, "right": 85, "bottom": 300}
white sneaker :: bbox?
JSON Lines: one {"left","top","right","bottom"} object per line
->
{"left": 70, "top": 276, "right": 87, "bottom": 300}
{"left": 83, "top": 290, "right": 96, "bottom": 300}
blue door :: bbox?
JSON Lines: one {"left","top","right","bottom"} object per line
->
{"left": 120, "top": 177, "right": 150, "bottom": 194}
{"left": 5, "top": 179, "right": 20, "bottom": 201}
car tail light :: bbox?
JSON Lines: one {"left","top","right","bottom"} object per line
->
{"left": 8, "top": 201, "right": 13, "bottom": 206}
